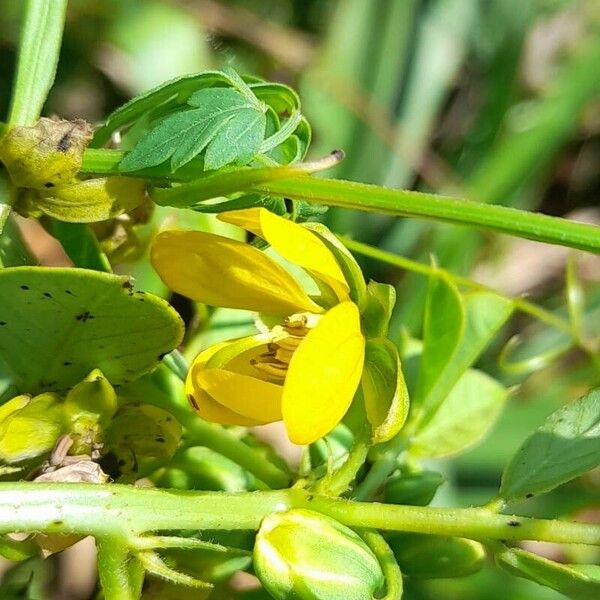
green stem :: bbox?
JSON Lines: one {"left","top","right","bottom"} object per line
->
{"left": 1, "top": 484, "right": 599, "bottom": 546}
{"left": 353, "top": 435, "right": 409, "bottom": 501}
{"left": 312, "top": 423, "right": 371, "bottom": 496}
{"left": 80, "top": 151, "right": 600, "bottom": 254}
{"left": 361, "top": 530, "right": 403, "bottom": 600}
{"left": 344, "top": 237, "right": 600, "bottom": 373}
{"left": 7, "top": 0, "right": 68, "bottom": 127}
{"left": 342, "top": 237, "right": 572, "bottom": 334}
{"left": 97, "top": 536, "right": 142, "bottom": 600}
{"left": 253, "top": 177, "right": 600, "bottom": 254}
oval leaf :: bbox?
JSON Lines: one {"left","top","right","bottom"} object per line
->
{"left": 409, "top": 369, "right": 509, "bottom": 458}
{"left": 500, "top": 388, "right": 600, "bottom": 501}
{"left": 0, "top": 267, "right": 184, "bottom": 393}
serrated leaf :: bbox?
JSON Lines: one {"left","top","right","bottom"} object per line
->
{"left": 409, "top": 369, "right": 509, "bottom": 458}
{"left": 496, "top": 547, "right": 600, "bottom": 599}
{"left": 0, "top": 267, "right": 184, "bottom": 394}
{"left": 500, "top": 388, "right": 600, "bottom": 501}
{"left": 119, "top": 87, "right": 266, "bottom": 172}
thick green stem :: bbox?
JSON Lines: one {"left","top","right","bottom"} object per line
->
{"left": 1, "top": 483, "right": 598, "bottom": 546}
{"left": 97, "top": 536, "right": 143, "bottom": 600}
{"left": 254, "top": 177, "right": 600, "bottom": 254}
{"left": 7, "top": 0, "right": 68, "bottom": 127}
{"left": 80, "top": 150, "right": 600, "bottom": 255}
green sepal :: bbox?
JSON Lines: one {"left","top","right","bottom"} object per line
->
{"left": 34, "top": 176, "right": 146, "bottom": 223}
{"left": 361, "top": 281, "right": 396, "bottom": 338}
{"left": 105, "top": 402, "right": 182, "bottom": 475}
{"left": 63, "top": 369, "right": 117, "bottom": 453}
{"left": 389, "top": 534, "right": 485, "bottom": 579}
{"left": 362, "top": 338, "right": 409, "bottom": 444}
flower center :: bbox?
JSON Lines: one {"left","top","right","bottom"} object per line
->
{"left": 251, "top": 312, "right": 320, "bottom": 382}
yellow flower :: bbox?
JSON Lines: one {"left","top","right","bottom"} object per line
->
{"left": 151, "top": 208, "right": 366, "bottom": 444}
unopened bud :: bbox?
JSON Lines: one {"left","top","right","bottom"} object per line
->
{"left": 254, "top": 509, "right": 384, "bottom": 600}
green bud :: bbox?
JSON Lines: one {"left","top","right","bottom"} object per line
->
{"left": 384, "top": 470, "right": 444, "bottom": 506}
{"left": 389, "top": 533, "right": 485, "bottom": 579}
{"left": 254, "top": 509, "right": 384, "bottom": 600}
{"left": 0, "top": 393, "right": 65, "bottom": 463}
{"left": 105, "top": 402, "right": 182, "bottom": 475}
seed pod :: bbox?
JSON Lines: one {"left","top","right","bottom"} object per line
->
{"left": 383, "top": 470, "right": 444, "bottom": 506}
{"left": 254, "top": 509, "right": 384, "bottom": 600}
{"left": 388, "top": 533, "right": 485, "bottom": 579}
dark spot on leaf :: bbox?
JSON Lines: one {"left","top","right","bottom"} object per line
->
{"left": 155, "top": 436, "right": 165, "bottom": 443}
{"left": 0, "top": 321, "right": 6, "bottom": 326}
{"left": 20, "top": 285, "right": 29, "bottom": 290}
{"left": 138, "top": 298, "right": 145, "bottom": 302}
{"left": 188, "top": 394, "right": 199, "bottom": 410}
{"left": 44, "top": 182, "right": 55, "bottom": 188}
{"left": 306, "top": 495, "right": 314, "bottom": 502}
{"left": 525, "top": 493, "right": 534, "bottom": 499}
{"left": 63, "top": 361, "right": 72, "bottom": 366}
{"left": 165, "top": 417, "right": 172, "bottom": 422}
{"left": 76, "top": 311, "right": 94, "bottom": 322}
{"left": 43, "top": 292, "right": 53, "bottom": 298}
{"left": 507, "top": 520, "right": 520, "bottom": 527}
{"left": 65, "top": 289, "right": 74, "bottom": 295}
{"left": 52, "top": 520, "right": 64, "bottom": 527}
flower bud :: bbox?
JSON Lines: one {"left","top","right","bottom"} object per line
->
{"left": 389, "top": 533, "right": 485, "bottom": 579}
{"left": 254, "top": 509, "right": 384, "bottom": 600}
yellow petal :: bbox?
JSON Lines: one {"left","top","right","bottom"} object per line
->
{"left": 186, "top": 347, "right": 262, "bottom": 427}
{"left": 196, "top": 368, "right": 283, "bottom": 423}
{"left": 219, "top": 208, "right": 350, "bottom": 301}
{"left": 151, "top": 230, "right": 322, "bottom": 315}
{"left": 282, "top": 301, "right": 364, "bottom": 444}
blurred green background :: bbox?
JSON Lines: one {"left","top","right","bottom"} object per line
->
{"left": 1, "top": 0, "right": 599, "bottom": 598}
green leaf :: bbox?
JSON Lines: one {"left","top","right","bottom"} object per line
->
{"left": 92, "top": 70, "right": 235, "bottom": 146}
{"left": 47, "top": 221, "right": 110, "bottom": 272}
{"left": 119, "top": 87, "right": 266, "bottom": 172}
{"left": 361, "top": 338, "right": 409, "bottom": 444}
{"left": 415, "top": 283, "right": 513, "bottom": 429}
{"left": 500, "top": 388, "right": 600, "bottom": 501}
{"left": 409, "top": 369, "right": 509, "bottom": 458}
{"left": 496, "top": 547, "right": 600, "bottom": 599}
{"left": 414, "top": 272, "right": 464, "bottom": 411}
{"left": 0, "top": 267, "right": 184, "bottom": 394}
{"left": 0, "top": 215, "right": 35, "bottom": 267}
